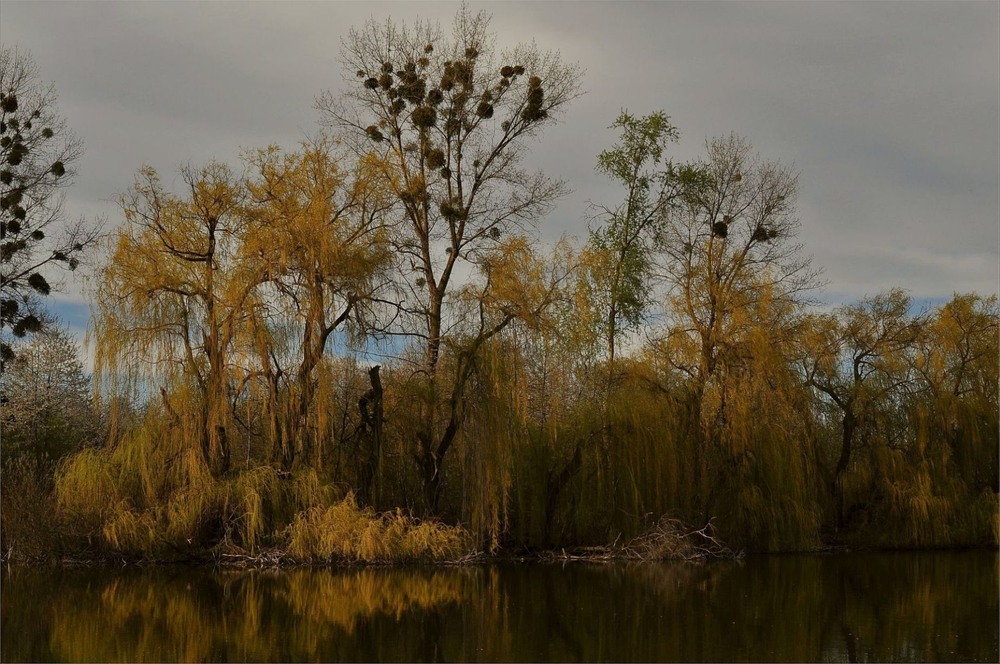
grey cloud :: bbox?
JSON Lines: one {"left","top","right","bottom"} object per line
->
{"left": 1, "top": 0, "right": 995, "bottom": 316}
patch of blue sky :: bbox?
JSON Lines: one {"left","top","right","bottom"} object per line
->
{"left": 324, "top": 327, "right": 416, "bottom": 368}
{"left": 48, "top": 298, "right": 90, "bottom": 336}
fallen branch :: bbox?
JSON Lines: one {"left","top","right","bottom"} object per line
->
{"left": 623, "top": 517, "right": 737, "bottom": 561}
{"left": 537, "top": 517, "right": 739, "bottom": 563}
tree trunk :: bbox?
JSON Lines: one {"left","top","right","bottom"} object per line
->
{"left": 607, "top": 302, "right": 617, "bottom": 366}
{"left": 544, "top": 442, "right": 583, "bottom": 547}
{"left": 833, "top": 409, "right": 857, "bottom": 529}
{"left": 357, "top": 365, "right": 383, "bottom": 506}
{"left": 426, "top": 293, "right": 443, "bottom": 375}
{"left": 266, "top": 371, "right": 281, "bottom": 465}
{"left": 416, "top": 439, "right": 442, "bottom": 515}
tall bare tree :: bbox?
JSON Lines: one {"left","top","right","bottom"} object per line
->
{"left": 318, "top": 6, "right": 581, "bottom": 512}
{"left": 649, "top": 135, "right": 821, "bottom": 523}
{"left": 1, "top": 46, "right": 97, "bottom": 366}
{"left": 656, "top": 134, "right": 819, "bottom": 405}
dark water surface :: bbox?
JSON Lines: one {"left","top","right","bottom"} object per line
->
{"left": 2, "top": 551, "right": 997, "bottom": 662}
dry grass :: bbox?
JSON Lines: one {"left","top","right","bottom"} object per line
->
{"left": 285, "top": 492, "right": 473, "bottom": 563}
{"left": 0, "top": 456, "right": 59, "bottom": 561}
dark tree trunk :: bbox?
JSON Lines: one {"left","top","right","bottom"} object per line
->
{"left": 544, "top": 442, "right": 583, "bottom": 547}
{"left": 357, "top": 365, "right": 384, "bottom": 506}
{"left": 417, "top": 418, "right": 458, "bottom": 516}
{"left": 833, "top": 409, "right": 857, "bottom": 529}
{"left": 415, "top": 435, "right": 442, "bottom": 515}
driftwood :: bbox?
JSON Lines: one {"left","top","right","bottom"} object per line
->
{"left": 623, "top": 517, "right": 735, "bottom": 561}
{"left": 214, "top": 550, "right": 295, "bottom": 569}
{"left": 539, "top": 517, "right": 738, "bottom": 563}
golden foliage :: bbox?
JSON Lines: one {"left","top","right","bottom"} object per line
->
{"left": 285, "top": 492, "right": 471, "bottom": 562}
{"left": 18, "top": 567, "right": 468, "bottom": 662}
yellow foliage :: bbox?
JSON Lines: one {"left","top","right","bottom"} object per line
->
{"left": 279, "top": 569, "right": 467, "bottom": 635}
{"left": 54, "top": 448, "right": 121, "bottom": 527}
{"left": 102, "top": 506, "right": 158, "bottom": 556}
{"left": 285, "top": 493, "right": 471, "bottom": 562}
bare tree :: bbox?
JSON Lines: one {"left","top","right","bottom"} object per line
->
{"left": 642, "top": 134, "right": 823, "bottom": 526}
{"left": 0, "top": 46, "right": 98, "bottom": 366}
{"left": 0, "top": 322, "right": 96, "bottom": 464}
{"left": 318, "top": 6, "right": 582, "bottom": 512}
{"left": 655, "top": 134, "right": 820, "bottom": 398}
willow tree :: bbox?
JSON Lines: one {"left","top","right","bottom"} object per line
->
{"left": 458, "top": 236, "right": 576, "bottom": 531}
{"left": 799, "top": 289, "right": 922, "bottom": 527}
{"left": 913, "top": 293, "right": 998, "bottom": 493}
{"left": 93, "top": 163, "right": 250, "bottom": 475}
{"left": 647, "top": 135, "right": 820, "bottom": 533}
{"left": 241, "top": 140, "right": 393, "bottom": 469}
{"left": 319, "top": 6, "right": 581, "bottom": 512}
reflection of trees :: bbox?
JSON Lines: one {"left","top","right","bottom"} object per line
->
{"left": 832, "top": 553, "right": 997, "bottom": 662}
{"left": 484, "top": 555, "right": 998, "bottom": 662}
{"left": 1, "top": 554, "right": 996, "bottom": 662}
{"left": 2, "top": 567, "right": 468, "bottom": 662}
{"left": 622, "top": 553, "right": 999, "bottom": 663}
{"left": 277, "top": 568, "right": 466, "bottom": 635}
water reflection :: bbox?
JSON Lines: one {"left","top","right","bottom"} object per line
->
{"left": 2, "top": 551, "right": 996, "bottom": 662}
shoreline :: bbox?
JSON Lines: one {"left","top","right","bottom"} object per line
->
{"left": 5, "top": 543, "right": 997, "bottom": 570}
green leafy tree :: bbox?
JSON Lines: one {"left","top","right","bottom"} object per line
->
{"left": 588, "top": 110, "right": 705, "bottom": 364}
{"left": 0, "top": 46, "right": 97, "bottom": 366}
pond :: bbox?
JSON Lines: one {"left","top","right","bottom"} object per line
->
{"left": 2, "top": 551, "right": 997, "bottom": 662}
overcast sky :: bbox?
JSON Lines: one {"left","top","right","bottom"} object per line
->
{"left": 2, "top": 0, "right": 998, "bottom": 343}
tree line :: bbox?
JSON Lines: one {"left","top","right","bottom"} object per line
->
{"left": 1, "top": 8, "right": 996, "bottom": 561}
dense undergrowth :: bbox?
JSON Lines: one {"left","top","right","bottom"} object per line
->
{"left": 45, "top": 415, "right": 471, "bottom": 563}
{"left": 2, "top": 294, "right": 996, "bottom": 565}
